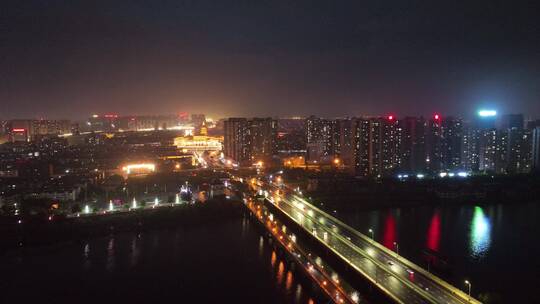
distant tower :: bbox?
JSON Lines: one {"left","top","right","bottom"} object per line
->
{"left": 200, "top": 120, "right": 208, "bottom": 136}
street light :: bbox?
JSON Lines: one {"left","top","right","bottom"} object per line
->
{"left": 465, "top": 280, "right": 472, "bottom": 298}
{"left": 393, "top": 242, "right": 399, "bottom": 256}
{"left": 368, "top": 228, "right": 374, "bottom": 240}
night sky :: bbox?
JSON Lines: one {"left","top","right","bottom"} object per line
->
{"left": 1, "top": 0, "right": 539, "bottom": 120}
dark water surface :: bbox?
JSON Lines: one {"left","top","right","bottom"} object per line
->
{"left": 0, "top": 216, "right": 318, "bottom": 304}
{"left": 336, "top": 202, "right": 540, "bottom": 303}
{"left": 3, "top": 202, "right": 537, "bottom": 303}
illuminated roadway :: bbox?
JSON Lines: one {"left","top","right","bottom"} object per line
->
{"left": 257, "top": 182, "right": 481, "bottom": 304}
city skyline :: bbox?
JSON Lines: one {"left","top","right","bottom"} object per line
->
{"left": 1, "top": 108, "right": 539, "bottom": 122}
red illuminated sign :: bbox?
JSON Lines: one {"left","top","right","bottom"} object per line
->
{"left": 12, "top": 128, "right": 26, "bottom": 132}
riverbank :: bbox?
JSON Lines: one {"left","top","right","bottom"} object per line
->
{"left": 0, "top": 199, "right": 243, "bottom": 254}
{"left": 306, "top": 174, "right": 540, "bottom": 211}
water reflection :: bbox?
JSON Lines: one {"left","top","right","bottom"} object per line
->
{"left": 259, "top": 236, "right": 264, "bottom": 257}
{"left": 295, "top": 284, "right": 302, "bottom": 303}
{"left": 469, "top": 206, "right": 491, "bottom": 259}
{"left": 277, "top": 261, "right": 285, "bottom": 285}
{"left": 285, "top": 271, "right": 293, "bottom": 293}
{"left": 383, "top": 213, "right": 397, "bottom": 249}
{"left": 426, "top": 211, "right": 441, "bottom": 252}
{"left": 83, "top": 242, "right": 91, "bottom": 270}
{"left": 130, "top": 235, "right": 140, "bottom": 267}
{"left": 84, "top": 243, "right": 90, "bottom": 258}
{"left": 106, "top": 237, "right": 115, "bottom": 271}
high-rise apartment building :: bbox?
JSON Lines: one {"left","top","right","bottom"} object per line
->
{"left": 306, "top": 116, "right": 336, "bottom": 160}
{"left": 354, "top": 117, "right": 400, "bottom": 177}
{"left": 479, "top": 129, "right": 508, "bottom": 174}
{"left": 506, "top": 128, "right": 532, "bottom": 173}
{"left": 461, "top": 124, "right": 481, "bottom": 172}
{"left": 223, "top": 118, "right": 249, "bottom": 163}
{"left": 249, "top": 118, "right": 278, "bottom": 162}
{"left": 398, "top": 117, "right": 427, "bottom": 172}
{"left": 223, "top": 117, "right": 277, "bottom": 164}
{"left": 441, "top": 117, "right": 463, "bottom": 170}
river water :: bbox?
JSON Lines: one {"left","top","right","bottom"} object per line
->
{"left": 2, "top": 202, "right": 536, "bottom": 303}
{"left": 0, "top": 216, "right": 319, "bottom": 304}
{"left": 336, "top": 202, "right": 540, "bottom": 303}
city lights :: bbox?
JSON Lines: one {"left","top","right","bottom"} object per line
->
{"left": 478, "top": 110, "right": 497, "bottom": 117}
{"left": 122, "top": 163, "right": 156, "bottom": 174}
{"left": 457, "top": 171, "right": 469, "bottom": 177}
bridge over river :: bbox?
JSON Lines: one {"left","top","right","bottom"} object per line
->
{"left": 244, "top": 179, "right": 482, "bottom": 304}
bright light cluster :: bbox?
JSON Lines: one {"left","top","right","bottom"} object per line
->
{"left": 478, "top": 110, "right": 497, "bottom": 117}
{"left": 122, "top": 163, "right": 156, "bottom": 174}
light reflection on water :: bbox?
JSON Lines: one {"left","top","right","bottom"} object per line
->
{"left": 259, "top": 236, "right": 264, "bottom": 257}
{"left": 83, "top": 242, "right": 91, "bottom": 270}
{"left": 382, "top": 212, "right": 397, "bottom": 249}
{"left": 469, "top": 206, "right": 492, "bottom": 259}
{"left": 106, "top": 237, "right": 115, "bottom": 272}
{"left": 295, "top": 284, "right": 303, "bottom": 303}
{"left": 277, "top": 261, "right": 285, "bottom": 285}
{"left": 130, "top": 234, "right": 140, "bottom": 267}
{"left": 285, "top": 271, "right": 293, "bottom": 292}
{"left": 426, "top": 211, "right": 440, "bottom": 252}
